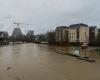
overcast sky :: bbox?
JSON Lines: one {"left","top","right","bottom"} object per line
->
{"left": 0, "top": 0, "right": 99, "bottom": 35}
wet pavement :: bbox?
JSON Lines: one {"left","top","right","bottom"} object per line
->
{"left": 0, "top": 43, "right": 100, "bottom": 80}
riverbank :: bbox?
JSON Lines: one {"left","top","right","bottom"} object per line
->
{"left": 35, "top": 42, "right": 100, "bottom": 56}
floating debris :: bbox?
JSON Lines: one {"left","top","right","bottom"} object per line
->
{"left": 6, "top": 67, "right": 11, "bottom": 71}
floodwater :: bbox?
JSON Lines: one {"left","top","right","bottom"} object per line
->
{"left": 0, "top": 43, "right": 100, "bottom": 80}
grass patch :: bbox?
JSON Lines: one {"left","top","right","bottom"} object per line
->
{"left": 94, "top": 48, "right": 100, "bottom": 55}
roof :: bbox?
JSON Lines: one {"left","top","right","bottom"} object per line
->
{"left": 55, "top": 26, "right": 68, "bottom": 31}
{"left": 89, "top": 26, "right": 97, "bottom": 29}
{"left": 69, "top": 23, "right": 88, "bottom": 28}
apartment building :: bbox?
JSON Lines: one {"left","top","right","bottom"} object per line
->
{"left": 55, "top": 26, "right": 69, "bottom": 45}
{"left": 69, "top": 23, "right": 89, "bottom": 45}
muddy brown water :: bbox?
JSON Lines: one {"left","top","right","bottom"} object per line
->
{"left": 0, "top": 43, "right": 100, "bottom": 80}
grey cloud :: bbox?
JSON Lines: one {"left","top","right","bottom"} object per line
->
{"left": 0, "top": 0, "right": 99, "bottom": 35}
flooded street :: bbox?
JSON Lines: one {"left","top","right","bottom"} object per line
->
{"left": 0, "top": 43, "right": 100, "bottom": 80}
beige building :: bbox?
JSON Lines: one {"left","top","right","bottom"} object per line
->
{"left": 55, "top": 23, "right": 89, "bottom": 46}
{"left": 69, "top": 23, "right": 89, "bottom": 45}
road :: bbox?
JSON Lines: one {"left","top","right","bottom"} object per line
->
{"left": 0, "top": 43, "right": 100, "bottom": 80}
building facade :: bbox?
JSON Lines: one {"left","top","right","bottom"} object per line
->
{"left": 89, "top": 26, "right": 98, "bottom": 46}
{"left": 69, "top": 23, "right": 89, "bottom": 45}
{"left": 47, "top": 31, "right": 56, "bottom": 45}
{"left": 55, "top": 26, "right": 69, "bottom": 45}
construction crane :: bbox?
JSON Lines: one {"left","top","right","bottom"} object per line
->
{"left": 13, "top": 22, "right": 34, "bottom": 33}
{"left": 13, "top": 22, "right": 23, "bottom": 28}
